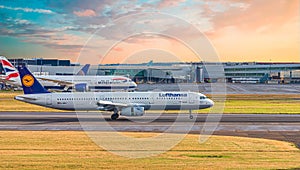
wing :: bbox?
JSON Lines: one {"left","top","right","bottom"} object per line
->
{"left": 97, "top": 100, "right": 147, "bottom": 111}
{"left": 37, "top": 77, "right": 73, "bottom": 86}
{"left": 97, "top": 100, "right": 129, "bottom": 111}
{"left": 0, "top": 78, "right": 11, "bottom": 83}
{"left": 0, "top": 78, "right": 20, "bottom": 86}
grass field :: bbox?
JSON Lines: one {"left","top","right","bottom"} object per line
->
{"left": 203, "top": 94, "right": 300, "bottom": 114}
{"left": 0, "top": 91, "right": 62, "bottom": 112}
{"left": 0, "top": 131, "right": 299, "bottom": 169}
{"left": 1, "top": 92, "right": 299, "bottom": 169}
{"left": 1, "top": 91, "right": 300, "bottom": 114}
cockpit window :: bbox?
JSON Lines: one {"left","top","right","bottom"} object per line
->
{"left": 200, "top": 96, "right": 207, "bottom": 100}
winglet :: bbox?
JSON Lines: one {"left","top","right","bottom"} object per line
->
{"left": 77, "top": 64, "right": 90, "bottom": 75}
{"left": 17, "top": 66, "right": 50, "bottom": 94}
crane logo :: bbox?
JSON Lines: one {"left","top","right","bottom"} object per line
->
{"left": 22, "top": 74, "right": 34, "bottom": 87}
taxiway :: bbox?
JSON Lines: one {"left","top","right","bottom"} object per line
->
{"left": 0, "top": 111, "right": 299, "bottom": 147}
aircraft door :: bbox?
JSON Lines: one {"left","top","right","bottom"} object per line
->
{"left": 149, "top": 93, "right": 154, "bottom": 104}
{"left": 189, "top": 93, "right": 195, "bottom": 104}
{"left": 46, "top": 95, "right": 52, "bottom": 105}
{"left": 100, "top": 95, "right": 105, "bottom": 100}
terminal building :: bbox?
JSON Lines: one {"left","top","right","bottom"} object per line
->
{"left": 7, "top": 58, "right": 72, "bottom": 67}
{"left": 224, "top": 62, "right": 300, "bottom": 84}
{"left": 1, "top": 58, "right": 300, "bottom": 84}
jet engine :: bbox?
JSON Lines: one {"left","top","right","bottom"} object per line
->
{"left": 74, "top": 83, "right": 89, "bottom": 92}
{"left": 120, "top": 106, "right": 144, "bottom": 116}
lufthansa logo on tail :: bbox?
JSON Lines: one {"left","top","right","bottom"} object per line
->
{"left": 22, "top": 74, "right": 34, "bottom": 87}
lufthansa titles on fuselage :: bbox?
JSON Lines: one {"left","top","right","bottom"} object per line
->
{"left": 158, "top": 93, "right": 188, "bottom": 98}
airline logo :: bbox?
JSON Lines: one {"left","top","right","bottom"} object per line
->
{"left": 22, "top": 74, "right": 34, "bottom": 87}
{"left": 159, "top": 93, "right": 188, "bottom": 97}
{"left": 0, "top": 58, "right": 19, "bottom": 80}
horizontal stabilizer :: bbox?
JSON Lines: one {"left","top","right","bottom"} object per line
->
{"left": 14, "top": 95, "right": 37, "bottom": 101}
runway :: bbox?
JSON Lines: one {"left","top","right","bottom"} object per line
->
{"left": 137, "top": 83, "right": 300, "bottom": 94}
{"left": 1, "top": 111, "right": 300, "bottom": 147}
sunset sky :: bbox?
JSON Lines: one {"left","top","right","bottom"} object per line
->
{"left": 0, "top": 0, "right": 299, "bottom": 64}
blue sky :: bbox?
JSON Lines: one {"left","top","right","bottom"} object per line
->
{"left": 0, "top": 0, "right": 298, "bottom": 63}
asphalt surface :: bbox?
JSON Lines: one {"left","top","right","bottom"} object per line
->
{"left": 137, "top": 83, "right": 300, "bottom": 94}
{"left": 0, "top": 111, "right": 299, "bottom": 147}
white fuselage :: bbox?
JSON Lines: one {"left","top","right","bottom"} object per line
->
{"left": 15, "top": 91, "right": 214, "bottom": 111}
{"left": 9, "top": 75, "right": 137, "bottom": 91}
{"left": 38, "top": 75, "right": 137, "bottom": 91}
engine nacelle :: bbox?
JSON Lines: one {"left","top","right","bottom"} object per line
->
{"left": 74, "top": 83, "right": 88, "bottom": 92}
{"left": 120, "top": 106, "right": 144, "bottom": 116}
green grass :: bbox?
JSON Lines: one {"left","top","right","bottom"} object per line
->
{"left": 197, "top": 94, "right": 300, "bottom": 114}
{"left": 0, "top": 91, "right": 63, "bottom": 112}
{"left": 0, "top": 131, "right": 299, "bottom": 169}
{"left": 1, "top": 92, "right": 300, "bottom": 113}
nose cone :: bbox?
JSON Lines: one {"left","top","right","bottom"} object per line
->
{"left": 207, "top": 99, "right": 214, "bottom": 108}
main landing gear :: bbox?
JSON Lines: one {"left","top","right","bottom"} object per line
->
{"left": 111, "top": 108, "right": 119, "bottom": 120}
{"left": 189, "top": 109, "right": 193, "bottom": 119}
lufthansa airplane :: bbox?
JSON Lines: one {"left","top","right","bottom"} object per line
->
{"left": 0, "top": 56, "right": 137, "bottom": 92}
{"left": 15, "top": 66, "right": 214, "bottom": 120}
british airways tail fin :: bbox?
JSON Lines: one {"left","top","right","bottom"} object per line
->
{"left": 0, "top": 56, "right": 19, "bottom": 80}
{"left": 77, "top": 64, "right": 90, "bottom": 75}
{"left": 17, "top": 66, "right": 50, "bottom": 94}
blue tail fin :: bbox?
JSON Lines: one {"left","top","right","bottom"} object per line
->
{"left": 17, "top": 66, "right": 50, "bottom": 94}
{"left": 77, "top": 64, "right": 90, "bottom": 75}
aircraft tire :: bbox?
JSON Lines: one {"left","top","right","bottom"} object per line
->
{"left": 111, "top": 113, "right": 119, "bottom": 120}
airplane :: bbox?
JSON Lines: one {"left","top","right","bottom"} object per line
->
{"left": 14, "top": 66, "right": 214, "bottom": 120}
{"left": 0, "top": 56, "right": 137, "bottom": 92}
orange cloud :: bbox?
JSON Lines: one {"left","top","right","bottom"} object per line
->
{"left": 158, "top": 0, "right": 186, "bottom": 8}
{"left": 60, "top": 1, "right": 299, "bottom": 63}
{"left": 101, "top": 35, "right": 200, "bottom": 64}
{"left": 204, "top": 0, "right": 299, "bottom": 62}
{"left": 113, "top": 47, "right": 123, "bottom": 52}
{"left": 207, "top": 0, "right": 298, "bottom": 36}
{"left": 73, "top": 9, "right": 96, "bottom": 17}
